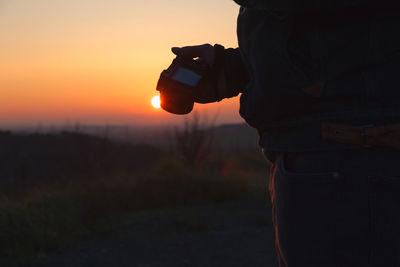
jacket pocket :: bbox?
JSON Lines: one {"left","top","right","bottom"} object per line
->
{"left": 277, "top": 151, "right": 341, "bottom": 183}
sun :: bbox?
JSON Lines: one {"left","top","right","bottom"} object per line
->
{"left": 151, "top": 95, "right": 161, "bottom": 109}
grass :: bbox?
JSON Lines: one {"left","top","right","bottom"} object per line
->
{"left": 0, "top": 193, "right": 86, "bottom": 258}
{"left": 0, "top": 154, "right": 268, "bottom": 259}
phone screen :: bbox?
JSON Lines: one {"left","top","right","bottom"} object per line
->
{"left": 172, "top": 67, "right": 202, "bottom": 87}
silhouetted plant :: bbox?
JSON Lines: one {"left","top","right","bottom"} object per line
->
{"left": 172, "top": 113, "right": 217, "bottom": 168}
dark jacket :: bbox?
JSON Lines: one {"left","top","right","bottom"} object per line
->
{"left": 223, "top": 1, "right": 400, "bottom": 150}
{"left": 233, "top": 0, "right": 398, "bottom": 11}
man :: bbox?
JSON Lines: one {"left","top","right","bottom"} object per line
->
{"left": 168, "top": 1, "right": 400, "bottom": 266}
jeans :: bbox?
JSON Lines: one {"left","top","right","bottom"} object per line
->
{"left": 266, "top": 148, "right": 400, "bottom": 266}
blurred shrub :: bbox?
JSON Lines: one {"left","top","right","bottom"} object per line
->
{"left": 135, "top": 157, "right": 249, "bottom": 207}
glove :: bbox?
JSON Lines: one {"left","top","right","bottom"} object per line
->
{"left": 171, "top": 44, "right": 227, "bottom": 103}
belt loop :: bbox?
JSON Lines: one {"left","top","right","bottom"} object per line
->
{"left": 360, "top": 124, "right": 374, "bottom": 147}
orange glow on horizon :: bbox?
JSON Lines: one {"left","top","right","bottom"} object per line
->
{"left": 0, "top": 1, "right": 242, "bottom": 126}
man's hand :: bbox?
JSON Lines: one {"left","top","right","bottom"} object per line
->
{"left": 171, "top": 44, "right": 216, "bottom": 68}
{"left": 171, "top": 44, "right": 226, "bottom": 103}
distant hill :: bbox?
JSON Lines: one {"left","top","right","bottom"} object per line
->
{"left": 0, "top": 131, "right": 163, "bottom": 195}
{"left": 5, "top": 123, "right": 260, "bottom": 151}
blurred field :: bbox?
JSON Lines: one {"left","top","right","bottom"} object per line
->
{"left": 0, "top": 120, "right": 270, "bottom": 260}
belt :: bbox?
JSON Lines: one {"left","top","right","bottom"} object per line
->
{"left": 321, "top": 123, "right": 400, "bottom": 149}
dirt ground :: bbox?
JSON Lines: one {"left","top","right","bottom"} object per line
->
{"left": 4, "top": 200, "right": 278, "bottom": 267}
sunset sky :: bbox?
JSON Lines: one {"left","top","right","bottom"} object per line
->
{"left": 0, "top": 0, "right": 242, "bottom": 126}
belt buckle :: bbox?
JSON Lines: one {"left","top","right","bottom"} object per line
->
{"left": 360, "top": 124, "right": 374, "bottom": 147}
